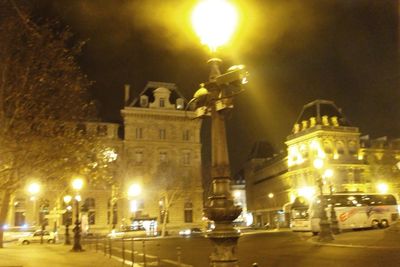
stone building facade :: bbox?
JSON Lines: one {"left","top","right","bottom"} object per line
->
{"left": 244, "top": 99, "right": 400, "bottom": 228}
{"left": 119, "top": 81, "right": 204, "bottom": 233}
{"left": 5, "top": 81, "right": 204, "bottom": 235}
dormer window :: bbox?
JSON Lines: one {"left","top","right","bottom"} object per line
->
{"left": 140, "top": 95, "right": 149, "bottom": 107}
{"left": 160, "top": 98, "right": 165, "bottom": 108}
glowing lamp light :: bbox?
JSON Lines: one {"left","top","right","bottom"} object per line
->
{"left": 27, "top": 182, "right": 40, "bottom": 195}
{"left": 191, "top": 0, "right": 238, "bottom": 51}
{"left": 128, "top": 184, "right": 142, "bottom": 197}
{"left": 268, "top": 193, "right": 274, "bottom": 199}
{"left": 130, "top": 200, "right": 138, "bottom": 212}
{"left": 75, "top": 195, "right": 82, "bottom": 202}
{"left": 324, "top": 169, "right": 334, "bottom": 179}
{"left": 298, "top": 186, "right": 316, "bottom": 200}
{"left": 313, "top": 158, "right": 324, "bottom": 170}
{"left": 377, "top": 183, "right": 389, "bottom": 194}
{"left": 72, "top": 178, "right": 84, "bottom": 191}
{"left": 63, "top": 195, "right": 72, "bottom": 204}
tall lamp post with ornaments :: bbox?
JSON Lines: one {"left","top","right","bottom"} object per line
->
{"left": 71, "top": 178, "right": 84, "bottom": 252}
{"left": 190, "top": 1, "right": 248, "bottom": 266}
{"left": 313, "top": 158, "right": 334, "bottom": 241}
{"left": 324, "top": 169, "right": 340, "bottom": 235}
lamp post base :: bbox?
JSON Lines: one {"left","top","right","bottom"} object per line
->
{"left": 71, "top": 222, "right": 84, "bottom": 252}
{"left": 318, "top": 220, "right": 334, "bottom": 242}
{"left": 207, "top": 225, "right": 240, "bottom": 267}
{"left": 330, "top": 219, "right": 340, "bottom": 235}
{"left": 65, "top": 224, "right": 71, "bottom": 245}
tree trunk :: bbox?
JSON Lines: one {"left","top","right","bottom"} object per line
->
{"left": 0, "top": 189, "right": 11, "bottom": 248}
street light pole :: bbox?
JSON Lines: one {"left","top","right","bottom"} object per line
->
{"left": 191, "top": 1, "right": 247, "bottom": 265}
{"left": 63, "top": 195, "right": 72, "bottom": 245}
{"left": 71, "top": 178, "right": 84, "bottom": 252}
{"left": 313, "top": 159, "right": 334, "bottom": 242}
{"left": 204, "top": 58, "right": 242, "bottom": 267}
{"left": 329, "top": 184, "right": 340, "bottom": 234}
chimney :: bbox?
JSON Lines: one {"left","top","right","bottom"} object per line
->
{"left": 124, "top": 84, "right": 130, "bottom": 106}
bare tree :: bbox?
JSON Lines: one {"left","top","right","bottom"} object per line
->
{"left": 0, "top": 1, "right": 114, "bottom": 247}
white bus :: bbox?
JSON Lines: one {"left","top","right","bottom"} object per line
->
{"left": 291, "top": 193, "right": 399, "bottom": 234}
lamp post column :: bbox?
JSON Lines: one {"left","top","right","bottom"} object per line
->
{"left": 72, "top": 196, "right": 82, "bottom": 251}
{"left": 63, "top": 195, "right": 72, "bottom": 245}
{"left": 204, "top": 59, "right": 242, "bottom": 267}
{"left": 317, "top": 177, "right": 334, "bottom": 241}
{"left": 329, "top": 185, "right": 340, "bottom": 234}
{"left": 71, "top": 178, "right": 84, "bottom": 252}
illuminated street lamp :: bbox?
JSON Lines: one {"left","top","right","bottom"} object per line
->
{"left": 128, "top": 183, "right": 141, "bottom": 220}
{"left": 313, "top": 159, "right": 334, "bottom": 241}
{"left": 71, "top": 177, "right": 84, "bottom": 252}
{"left": 191, "top": 1, "right": 246, "bottom": 266}
{"left": 27, "top": 182, "right": 40, "bottom": 227}
{"left": 377, "top": 183, "right": 389, "bottom": 194}
{"left": 63, "top": 195, "right": 72, "bottom": 245}
{"left": 324, "top": 169, "right": 340, "bottom": 235}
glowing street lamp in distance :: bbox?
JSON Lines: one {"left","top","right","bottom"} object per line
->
{"left": 63, "top": 195, "right": 72, "bottom": 204}
{"left": 298, "top": 186, "right": 315, "bottom": 200}
{"left": 72, "top": 178, "right": 84, "bottom": 191}
{"left": 313, "top": 158, "right": 324, "bottom": 170}
{"left": 377, "top": 183, "right": 389, "bottom": 194}
{"left": 128, "top": 183, "right": 142, "bottom": 198}
{"left": 27, "top": 182, "right": 40, "bottom": 195}
{"left": 191, "top": 0, "right": 239, "bottom": 51}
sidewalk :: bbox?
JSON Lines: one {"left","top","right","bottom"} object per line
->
{"left": 0, "top": 242, "right": 121, "bottom": 267}
{"left": 312, "top": 221, "right": 400, "bottom": 249}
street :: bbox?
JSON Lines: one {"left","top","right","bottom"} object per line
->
{"left": 83, "top": 228, "right": 400, "bottom": 267}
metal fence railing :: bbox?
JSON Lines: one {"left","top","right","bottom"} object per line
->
{"left": 82, "top": 235, "right": 181, "bottom": 267}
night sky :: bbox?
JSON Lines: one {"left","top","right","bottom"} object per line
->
{"left": 28, "top": 0, "right": 399, "bottom": 173}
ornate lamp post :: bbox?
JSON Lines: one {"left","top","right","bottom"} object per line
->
{"left": 71, "top": 178, "right": 84, "bottom": 252}
{"left": 191, "top": 1, "right": 248, "bottom": 266}
{"left": 313, "top": 158, "right": 334, "bottom": 242}
{"left": 324, "top": 169, "right": 340, "bottom": 235}
{"left": 27, "top": 182, "right": 40, "bottom": 227}
{"left": 63, "top": 195, "right": 72, "bottom": 245}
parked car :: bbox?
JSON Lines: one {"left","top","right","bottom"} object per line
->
{"left": 179, "top": 227, "right": 203, "bottom": 237}
{"left": 19, "top": 230, "right": 56, "bottom": 245}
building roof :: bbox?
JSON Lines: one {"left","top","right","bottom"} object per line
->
{"left": 127, "top": 81, "right": 188, "bottom": 108}
{"left": 291, "top": 99, "right": 353, "bottom": 134}
{"left": 295, "top": 99, "right": 351, "bottom": 126}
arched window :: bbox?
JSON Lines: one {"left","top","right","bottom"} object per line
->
{"left": 323, "top": 141, "right": 333, "bottom": 154}
{"left": 336, "top": 141, "right": 345, "bottom": 155}
{"left": 348, "top": 141, "right": 357, "bottom": 155}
